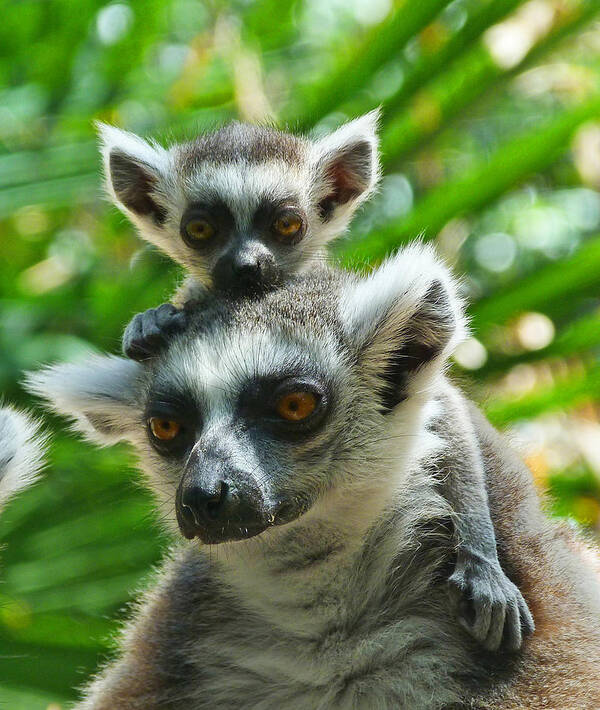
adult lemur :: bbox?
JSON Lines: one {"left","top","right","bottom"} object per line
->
{"left": 98, "top": 116, "right": 532, "bottom": 652}
{"left": 29, "top": 247, "right": 600, "bottom": 708}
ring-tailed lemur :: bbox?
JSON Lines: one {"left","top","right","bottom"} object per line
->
{"left": 97, "top": 112, "right": 380, "bottom": 361}
{"left": 98, "top": 118, "right": 533, "bottom": 651}
{"left": 0, "top": 406, "right": 45, "bottom": 512}
{"left": 26, "top": 246, "right": 598, "bottom": 710}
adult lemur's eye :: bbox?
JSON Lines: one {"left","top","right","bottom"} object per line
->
{"left": 272, "top": 210, "right": 304, "bottom": 243}
{"left": 183, "top": 217, "right": 216, "bottom": 245}
{"left": 276, "top": 391, "right": 317, "bottom": 422}
{"left": 149, "top": 417, "right": 181, "bottom": 441}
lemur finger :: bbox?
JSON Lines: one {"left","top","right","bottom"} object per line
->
{"left": 466, "top": 595, "right": 492, "bottom": 643}
{"left": 123, "top": 314, "right": 146, "bottom": 360}
{"left": 170, "top": 309, "right": 188, "bottom": 329}
{"left": 447, "top": 575, "right": 465, "bottom": 609}
{"left": 155, "top": 303, "right": 178, "bottom": 325}
{"left": 502, "top": 599, "right": 522, "bottom": 652}
{"left": 519, "top": 596, "right": 535, "bottom": 637}
{"left": 140, "top": 309, "right": 164, "bottom": 344}
{"left": 484, "top": 602, "right": 506, "bottom": 652}
{"left": 155, "top": 303, "right": 186, "bottom": 333}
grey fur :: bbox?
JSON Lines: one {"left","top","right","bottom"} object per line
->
{"left": 27, "top": 246, "right": 599, "bottom": 708}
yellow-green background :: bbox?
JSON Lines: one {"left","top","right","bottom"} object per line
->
{"left": 1, "top": 0, "right": 600, "bottom": 706}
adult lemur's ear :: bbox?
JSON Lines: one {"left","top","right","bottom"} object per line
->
{"left": 26, "top": 355, "right": 143, "bottom": 446}
{"left": 0, "top": 407, "right": 46, "bottom": 510}
{"left": 311, "top": 110, "right": 380, "bottom": 232}
{"left": 339, "top": 244, "right": 468, "bottom": 411}
{"left": 96, "top": 122, "right": 171, "bottom": 227}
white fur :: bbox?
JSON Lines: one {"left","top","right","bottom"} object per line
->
{"left": 0, "top": 407, "right": 46, "bottom": 510}
{"left": 25, "top": 355, "right": 143, "bottom": 446}
{"left": 96, "top": 122, "right": 172, "bottom": 193}
{"left": 309, "top": 109, "right": 381, "bottom": 244}
{"left": 340, "top": 243, "right": 467, "bottom": 351}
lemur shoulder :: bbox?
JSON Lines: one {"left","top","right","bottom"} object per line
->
{"left": 29, "top": 247, "right": 598, "bottom": 710}
{"left": 98, "top": 116, "right": 533, "bottom": 652}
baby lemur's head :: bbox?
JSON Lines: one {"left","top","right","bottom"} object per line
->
{"left": 29, "top": 246, "right": 466, "bottom": 545}
{"left": 98, "top": 113, "right": 380, "bottom": 294}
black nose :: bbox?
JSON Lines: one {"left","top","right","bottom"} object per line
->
{"left": 181, "top": 480, "right": 229, "bottom": 524}
{"left": 213, "top": 251, "right": 277, "bottom": 294}
{"left": 175, "top": 471, "right": 270, "bottom": 543}
{"left": 235, "top": 259, "right": 261, "bottom": 283}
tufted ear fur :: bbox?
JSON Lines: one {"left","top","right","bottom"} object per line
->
{"left": 0, "top": 407, "right": 46, "bottom": 510}
{"left": 311, "top": 110, "right": 380, "bottom": 235}
{"left": 26, "top": 355, "right": 144, "bottom": 446}
{"left": 339, "top": 244, "right": 468, "bottom": 411}
{"left": 96, "top": 122, "right": 173, "bottom": 228}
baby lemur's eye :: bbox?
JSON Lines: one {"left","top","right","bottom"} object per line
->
{"left": 149, "top": 417, "right": 182, "bottom": 441}
{"left": 276, "top": 391, "right": 317, "bottom": 422}
{"left": 183, "top": 217, "right": 216, "bottom": 246}
{"left": 272, "top": 210, "right": 305, "bottom": 244}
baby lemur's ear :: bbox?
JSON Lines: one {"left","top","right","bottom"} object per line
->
{"left": 339, "top": 244, "right": 468, "bottom": 411}
{"left": 311, "top": 109, "right": 380, "bottom": 231}
{"left": 26, "top": 356, "right": 144, "bottom": 446}
{"left": 96, "top": 122, "right": 172, "bottom": 228}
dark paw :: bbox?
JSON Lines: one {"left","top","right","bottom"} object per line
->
{"left": 449, "top": 552, "right": 535, "bottom": 652}
{"left": 123, "top": 304, "right": 187, "bottom": 361}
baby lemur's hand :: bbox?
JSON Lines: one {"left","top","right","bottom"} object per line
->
{"left": 448, "top": 548, "right": 534, "bottom": 652}
{"left": 123, "top": 304, "right": 187, "bottom": 361}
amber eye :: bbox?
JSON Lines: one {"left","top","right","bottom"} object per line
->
{"left": 272, "top": 211, "right": 304, "bottom": 242}
{"left": 183, "top": 217, "right": 216, "bottom": 244}
{"left": 276, "top": 391, "right": 317, "bottom": 422}
{"left": 149, "top": 418, "right": 182, "bottom": 441}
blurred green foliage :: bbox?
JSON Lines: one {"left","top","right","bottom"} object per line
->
{"left": 1, "top": 0, "right": 600, "bottom": 705}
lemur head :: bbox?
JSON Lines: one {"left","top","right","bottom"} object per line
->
{"left": 98, "top": 113, "right": 380, "bottom": 294}
{"left": 29, "top": 246, "right": 466, "bottom": 544}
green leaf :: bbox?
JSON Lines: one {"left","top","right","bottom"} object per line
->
{"left": 338, "top": 96, "right": 600, "bottom": 264}
{"left": 287, "top": 0, "right": 454, "bottom": 129}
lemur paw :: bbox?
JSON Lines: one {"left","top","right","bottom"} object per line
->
{"left": 448, "top": 549, "right": 534, "bottom": 652}
{"left": 123, "top": 304, "right": 187, "bottom": 361}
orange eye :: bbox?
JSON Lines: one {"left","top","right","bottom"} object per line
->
{"left": 276, "top": 391, "right": 317, "bottom": 422}
{"left": 149, "top": 418, "right": 182, "bottom": 441}
{"left": 184, "top": 218, "right": 215, "bottom": 243}
{"left": 272, "top": 211, "right": 303, "bottom": 242}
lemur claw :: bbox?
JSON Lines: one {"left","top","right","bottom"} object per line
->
{"left": 123, "top": 303, "right": 187, "bottom": 361}
{"left": 448, "top": 550, "right": 534, "bottom": 652}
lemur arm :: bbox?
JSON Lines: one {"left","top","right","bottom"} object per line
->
{"left": 122, "top": 277, "right": 205, "bottom": 361}
{"left": 435, "top": 383, "right": 534, "bottom": 652}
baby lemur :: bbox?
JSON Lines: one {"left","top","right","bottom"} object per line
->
{"left": 98, "top": 118, "right": 533, "bottom": 651}
{"left": 29, "top": 248, "right": 600, "bottom": 709}
{"left": 98, "top": 111, "right": 380, "bottom": 360}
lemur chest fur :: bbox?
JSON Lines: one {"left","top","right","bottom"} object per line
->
{"left": 160, "top": 508, "right": 468, "bottom": 710}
